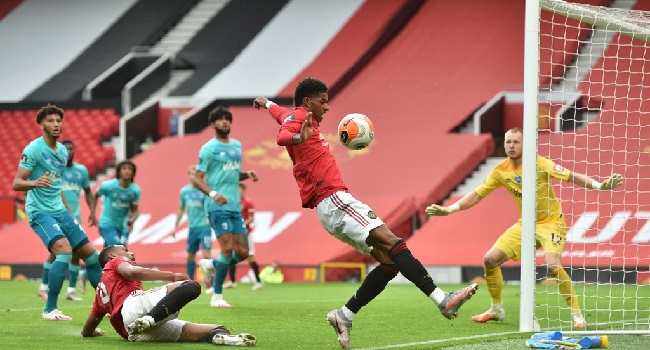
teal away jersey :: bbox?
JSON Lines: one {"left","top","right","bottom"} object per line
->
{"left": 97, "top": 178, "right": 141, "bottom": 229}
{"left": 180, "top": 184, "right": 208, "bottom": 228}
{"left": 19, "top": 137, "right": 68, "bottom": 215}
{"left": 62, "top": 162, "right": 90, "bottom": 220}
{"left": 196, "top": 138, "right": 242, "bottom": 213}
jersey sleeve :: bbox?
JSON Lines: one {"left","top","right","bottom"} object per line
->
{"left": 80, "top": 165, "right": 90, "bottom": 189}
{"left": 133, "top": 185, "right": 141, "bottom": 205}
{"left": 277, "top": 113, "right": 304, "bottom": 146}
{"left": 179, "top": 189, "right": 186, "bottom": 207}
{"left": 96, "top": 181, "right": 108, "bottom": 196}
{"left": 90, "top": 294, "right": 107, "bottom": 317}
{"left": 268, "top": 104, "right": 289, "bottom": 125}
{"left": 196, "top": 145, "right": 210, "bottom": 173}
{"left": 475, "top": 167, "right": 502, "bottom": 198}
{"left": 19, "top": 143, "right": 38, "bottom": 171}
{"left": 540, "top": 157, "right": 571, "bottom": 181}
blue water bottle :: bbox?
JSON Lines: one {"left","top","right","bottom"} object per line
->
{"left": 579, "top": 335, "right": 608, "bottom": 348}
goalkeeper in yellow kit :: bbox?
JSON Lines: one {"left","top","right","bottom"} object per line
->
{"left": 426, "top": 128, "right": 623, "bottom": 328}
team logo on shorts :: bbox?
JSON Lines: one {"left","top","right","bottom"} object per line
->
{"left": 367, "top": 211, "right": 377, "bottom": 219}
{"left": 53, "top": 224, "right": 61, "bottom": 231}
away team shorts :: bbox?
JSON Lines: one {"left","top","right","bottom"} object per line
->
{"left": 316, "top": 191, "right": 384, "bottom": 256}
{"left": 99, "top": 225, "right": 126, "bottom": 248}
{"left": 122, "top": 282, "right": 187, "bottom": 342}
{"left": 208, "top": 210, "right": 247, "bottom": 237}
{"left": 187, "top": 226, "right": 213, "bottom": 253}
{"left": 29, "top": 210, "right": 89, "bottom": 251}
{"left": 494, "top": 216, "right": 567, "bottom": 261}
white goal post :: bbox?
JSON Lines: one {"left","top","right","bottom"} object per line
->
{"left": 522, "top": 0, "right": 650, "bottom": 335}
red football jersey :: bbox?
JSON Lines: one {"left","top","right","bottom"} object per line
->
{"left": 268, "top": 105, "right": 347, "bottom": 208}
{"left": 90, "top": 256, "right": 144, "bottom": 340}
{"left": 241, "top": 196, "right": 254, "bottom": 234}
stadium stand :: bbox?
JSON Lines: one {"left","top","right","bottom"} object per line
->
{"left": 171, "top": 0, "right": 291, "bottom": 96}
{"left": 25, "top": 0, "right": 198, "bottom": 102}
{"left": 0, "top": 0, "right": 21, "bottom": 21}
{"left": 2, "top": 0, "right": 646, "bottom": 280}
{"left": 539, "top": 0, "right": 611, "bottom": 87}
{"left": 0, "top": 0, "right": 137, "bottom": 102}
{"left": 0, "top": 108, "right": 118, "bottom": 199}
{"left": 410, "top": 0, "right": 650, "bottom": 270}
{"left": 276, "top": 0, "right": 416, "bottom": 98}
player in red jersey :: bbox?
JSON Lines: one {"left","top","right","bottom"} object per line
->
{"left": 80, "top": 245, "right": 256, "bottom": 346}
{"left": 254, "top": 77, "right": 479, "bottom": 349}
{"left": 225, "top": 182, "right": 263, "bottom": 290}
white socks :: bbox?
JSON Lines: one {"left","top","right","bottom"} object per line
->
{"left": 430, "top": 288, "right": 446, "bottom": 305}
{"left": 341, "top": 306, "right": 355, "bottom": 321}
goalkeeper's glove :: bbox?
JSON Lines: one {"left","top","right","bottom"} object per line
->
{"left": 426, "top": 204, "right": 453, "bottom": 216}
{"left": 599, "top": 173, "right": 623, "bottom": 191}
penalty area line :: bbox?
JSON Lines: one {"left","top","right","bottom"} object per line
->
{"left": 357, "top": 331, "right": 522, "bottom": 350}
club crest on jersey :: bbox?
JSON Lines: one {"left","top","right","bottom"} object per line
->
{"left": 515, "top": 176, "right": 522, "bottom": 184}
{"left": 20, "top": 154, "right": 27, "bottom": 163}
{"left": 283, "top": 115, "right": 295, "bottom": 124}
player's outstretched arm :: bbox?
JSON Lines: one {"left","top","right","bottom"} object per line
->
{"left": 570, "top": 172, "right": 624, "bottom": 191}
{"left": 81, "top": 314, "right": 105, "bottom": 337}
{"left": 253, "top": 97, "right": 270, "bottom": 110}
{"left": 117, "top": 261, "right": 189, "bottom": 282}
{"left": 426, "top": 191, "right": 483, "bottom": 216}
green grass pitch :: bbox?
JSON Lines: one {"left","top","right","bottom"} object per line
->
{"left": 0, "top": 281, "right": 648, "bottom": 349}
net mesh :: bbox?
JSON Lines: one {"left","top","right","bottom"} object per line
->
{"left": 535, "top": 0, "right": 650, "bottom": 333}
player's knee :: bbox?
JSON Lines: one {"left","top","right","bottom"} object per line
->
{"left": 50, "top": 237, "right": 73, "bottom": 254}
{"left": 546, "top": 264, "right": 560, "bottom": 277}
{"left": 483, "top": 255, "right": 501, "bottom": 270}
{"left": 181, "top": 280, "right": 202, "bottom": 298}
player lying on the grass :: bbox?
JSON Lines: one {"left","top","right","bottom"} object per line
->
{"left": 81, "top": 245, "right": 256, "bottom": 346}
{"left": 426, "top": 127, "right": 624, "bottom": 328}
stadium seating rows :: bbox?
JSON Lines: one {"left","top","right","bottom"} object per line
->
{"left": 0, "top": 108, "right": 118, "bottom": 199}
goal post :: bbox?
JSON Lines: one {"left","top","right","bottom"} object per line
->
{"left": 522, "top": 0, "right": 650, "bottom": 335}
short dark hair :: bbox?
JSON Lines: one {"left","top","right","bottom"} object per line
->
{"left": 61, "top": 139, "right": 74, "bottom": 147}
{"left": 116, "top": 160, "right": 137, "bottom": 181}
{"left": 294, "top": 78, "right": 328, "bottom": 107}
{"left": 36, "top": 104, "right": 64, "bottom": 124}
{"left": 208, "top": 106, "right": 232, "bottom": 124}
{"left": 99, "top": 245, "right": 122, "bottom": 268}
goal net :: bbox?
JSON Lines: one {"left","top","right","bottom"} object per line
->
{"left": 526, "top": 0, "right": 650, "bottom": 334}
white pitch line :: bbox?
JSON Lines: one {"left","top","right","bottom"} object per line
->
{"left": 356, "top": 331, "right": 522, "bottom": 350}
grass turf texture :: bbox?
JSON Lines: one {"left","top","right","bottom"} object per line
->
{"left": 0, "top": 281, "right": 648, "bottom": 349}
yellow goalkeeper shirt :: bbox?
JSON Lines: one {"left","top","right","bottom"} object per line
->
{"left": 475, "top": 156, "right": 571, "bottom": 223}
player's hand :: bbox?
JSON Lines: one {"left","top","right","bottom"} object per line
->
{"left": 426, "top": 204, "right": 453, "bottom": 216}
{"left": 247, "top": 170, "right": 259, "bottom": 182}
{"left": 127, "top": 219, "right": 135, "bottom": 231}
{"left": 253, "top": 97, "right": 269, "bottom": 109}
{"left": 212, "top": 193, "right": 227, "bottom": 205}
{"left": 171, "top": 273, "right": 190, "bottom": 282}
{"left": 601, "top": 173, "right": 623, "bottom": 190}
{"left": 298, "top": 112, "right": 314, "bottom": 143}
{"left": 171, "top": 229, "right": 176, "bottom": 239}
{"left": 34, "top": 172, "right": 51, "bottom": 188}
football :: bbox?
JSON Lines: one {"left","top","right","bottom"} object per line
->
{"left": 337, "top": 113, "right": 375, "bottom": 150}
